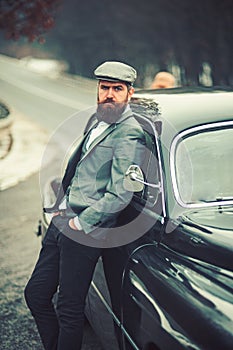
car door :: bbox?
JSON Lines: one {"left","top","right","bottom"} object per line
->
{"left": 119, "top": 122, "right": 233, "bottom": 350}
{"left": 120, "top": 219, "right": 233, "bottom": 350}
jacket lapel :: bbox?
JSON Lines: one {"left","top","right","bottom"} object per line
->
{"left": 79, "top": 108, "right": 134, "bottom": 163}
{"left": 85, "top": 117, "right": 98, "bottom": 135}
{"left": 79, "top": 123, "right": 117, "bottom": 163}
{"left": 55, "top": 136, "right": 85, "bottom": 205}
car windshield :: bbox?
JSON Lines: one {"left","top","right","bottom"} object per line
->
{"left": 174, "top": 125, "right": 233, "bottom": 205}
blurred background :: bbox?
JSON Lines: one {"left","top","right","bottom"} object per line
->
{"left": 0, "top": 0, "right": 232, "bottom": 88}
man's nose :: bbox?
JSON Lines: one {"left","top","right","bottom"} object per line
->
{"left": 106, "top": 88, "right": 114, "bottom": 98}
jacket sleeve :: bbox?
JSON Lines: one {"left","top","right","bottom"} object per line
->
{"left": 73, "top": 127, "right": 146, "bottom": 234}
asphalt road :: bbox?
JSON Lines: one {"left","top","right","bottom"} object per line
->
{"left": 0, "top": 55, "right": 98, "bottom": 189}
{"left": 0, "top": 54, "right": 96, "bottom": 131}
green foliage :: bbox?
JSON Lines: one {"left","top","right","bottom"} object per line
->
{"left": 0, "top": 0, "right": 61, "bottom": 42}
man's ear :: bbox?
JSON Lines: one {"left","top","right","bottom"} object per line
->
{"left": 128, "top": 87, "right": 135, "bottom": 101}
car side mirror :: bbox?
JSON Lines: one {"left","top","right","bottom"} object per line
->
{"left": 123, "top": 165, "right": 144, "bottom": 192}
{"left": 123, "top": 164, "right": 162, "bottom": 193}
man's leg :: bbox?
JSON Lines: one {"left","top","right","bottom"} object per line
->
{"left": 24, "top": 221, "right": 60, "bottom": 350}
{"left": 56, "top": 231, "right": 102, "bottom": 350}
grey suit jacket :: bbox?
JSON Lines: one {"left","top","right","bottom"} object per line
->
{"left": 47, "top": 108, "right": 146, "bottom": 236}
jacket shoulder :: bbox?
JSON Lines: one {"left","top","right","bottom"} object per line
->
{"left": 116, "top": 115, "right": 145, "bottom": 137}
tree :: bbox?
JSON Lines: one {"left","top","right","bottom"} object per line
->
{"left": 0, "top": 0, "right": 61, "bottom": 43}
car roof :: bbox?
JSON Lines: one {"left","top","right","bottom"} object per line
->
{"left": 133, "top": 87, "right": 233, "bottom": 134}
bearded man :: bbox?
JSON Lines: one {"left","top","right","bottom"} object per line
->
{"left": 24, "top": 61, "right": 146, "bottom": 350}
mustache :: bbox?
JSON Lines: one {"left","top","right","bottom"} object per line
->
{"left": 100, "top": 98, "right": 115, "bottom": 104}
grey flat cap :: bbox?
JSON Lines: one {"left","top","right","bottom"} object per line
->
{"left": 94, "top": 61, "right": 137, "bottom": 85}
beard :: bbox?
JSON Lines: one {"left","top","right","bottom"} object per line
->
{"left": 96, "top": 99, "right": 128, "bottom": 123}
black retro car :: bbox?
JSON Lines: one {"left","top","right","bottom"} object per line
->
{"left": 41, "top": 87, "right": 233, "bottom": 350}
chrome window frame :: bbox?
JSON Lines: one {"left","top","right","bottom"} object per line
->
{"left": 170, "top": 120, "right": 233, "bottom": 209}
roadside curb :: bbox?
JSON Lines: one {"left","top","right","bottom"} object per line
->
{"left": 0, "top": 110, "right": 49, "bottom": 191}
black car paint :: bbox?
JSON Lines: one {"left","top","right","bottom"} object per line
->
{"left": 86, "top": 210, "right": 233, "bottom": 350}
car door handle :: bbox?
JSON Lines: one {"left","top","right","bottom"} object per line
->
{"left": 190, "top": 237, "right": 205, "bottom": 245}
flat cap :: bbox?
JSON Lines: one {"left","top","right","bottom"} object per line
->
{"left": 94, "top": 61, "right": 137, "bottom": 85}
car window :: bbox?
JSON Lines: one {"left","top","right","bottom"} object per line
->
{"left": 173, "top": 124, "right": 233, "bottom": 205}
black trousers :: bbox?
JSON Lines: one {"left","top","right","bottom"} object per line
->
{"left": 24, "top": 216, "right": 102, "bottom": 350}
